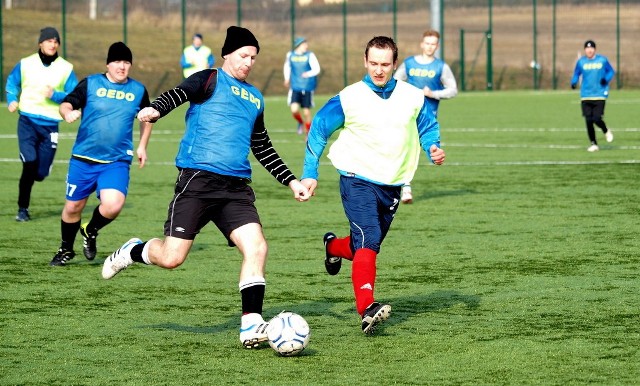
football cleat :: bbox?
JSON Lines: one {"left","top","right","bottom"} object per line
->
{"left": 361, "top": 302, "right": 391, "bottom": 335}
{"left": 16, "top": 208, "right": 30, "bottom": 222}
{"left": 80, "top": 223, "right": 98, "bottom": 260}
{"left": 323, "top": 232, "right": 342, "bottom": 275}
{"left": 587, "top": 144, "right": 599, "bottom": 152}
{"left": 102, "top": 238, "right": 142, "bottom": 279}
{"left": 605, "top": 130, "right": 613, "bottom": 143}
{"left": 240, "top": 321, "right": 270, "bottom": 349}
{"left": 49, "top": 248, "right": 76, "bottom": 267}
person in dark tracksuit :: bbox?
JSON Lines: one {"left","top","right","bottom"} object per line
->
{"left": 5, "top": 27, "right": 78, "bottom": 221}
{"left": 101, "top": 26, "right": 310, "bottom": 350}
{"left": 49, "top": 42, "right": 153, "bottom": 267}
{"left": 571, "top": 40, "right": 615, "bottom": 152}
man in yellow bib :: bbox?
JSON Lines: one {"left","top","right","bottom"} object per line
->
{"left": 301, "top": 36, "right": 445, "bottom": 335}
{"left": 181, "top": 33, "right": 215, "bottom": 78}
{"left": 6, "top": 27, "right": 78, "bottom": 222}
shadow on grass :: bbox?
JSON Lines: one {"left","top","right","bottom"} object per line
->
{"left": 138, "top": 290, "right": 480, "bottom": 335}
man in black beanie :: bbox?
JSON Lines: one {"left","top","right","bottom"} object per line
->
{"left": 49, "top": 41, "right": 153, "bottom": 267}
{"left": 102, "top": 26, "right": 310, "bottom": 350}
{"left": 5, "top": 26, "right": 77, "bottom": 222}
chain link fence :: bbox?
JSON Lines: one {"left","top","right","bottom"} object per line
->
{"left": 2, "top": 0, "right": 638, "bottom": 99}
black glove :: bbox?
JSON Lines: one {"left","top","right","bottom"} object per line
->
{"left": 600, "top": 78, "right": 608, "bottom": 86}
{"left": 571, "top": 83, "right": 576, "bottom": 90}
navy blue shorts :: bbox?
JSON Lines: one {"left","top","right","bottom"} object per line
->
{"left": 17, "top": 115, "right": 59, "bottom": 180}
{"left": 164, "top": 168, "right": 261, "bottom": 245}
{"left": 339, "top": 175, "right": 401, "bottom": 253}
{"left": 288, "top": 90, "right": 314, "bottom": 108}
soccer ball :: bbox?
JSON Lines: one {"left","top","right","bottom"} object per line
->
{"left": 266, "top": 311, "right": 310, "bottom": 356}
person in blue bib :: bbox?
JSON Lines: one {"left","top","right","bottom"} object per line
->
{"left": 283, "top": 37, "right": 321, "bottom": 136}
{"left": 6, "top": 27, "right": 78, "bottom": 222}
{"left": 181, "top": 33, "right": 215, "bottom": 79}
{"left": 571, "top": 40, "right": 615, "bottom": 152}
{"left": 49, "top": 42, "right": 154, "bottom": 267}
{"left": 102, "top": 26, "right": 310, "bottom": 349}
{"left": 301, "top": 36, "right": 446, "bottom": 335}
{"left": 394, "top": 29, "right": 457, "bottom": 204}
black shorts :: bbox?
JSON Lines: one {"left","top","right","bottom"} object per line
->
{"left": 581, "top": 100, "right": 606, "bottom": 120}
{"left": 163, "top": 168, "right": 261, "bottom": 246}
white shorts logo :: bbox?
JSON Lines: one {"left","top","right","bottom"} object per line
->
{"left": 174, "top": 227, "right": 185, "bottom": 233}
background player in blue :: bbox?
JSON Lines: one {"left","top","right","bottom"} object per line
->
{"left": 571, "top": 40, "right": 615, "bottom": 152}
{"left": 181, "top": 33, "right": 215, "bottom": 79}
{"left": 101, "top": 27, "right": 310, "bottom": 349}
{"left": 394, "top": 29, "right": 457, "bottom": 204}
{"left": 49, "top": 42, "right": 153, "bottom": 267}
{"left": 5, "top": 27, "right": 78, "bottom": 222}
{"left": 300, "top": 36, "right": 445, "bottom": 335}
{"left": 283, "top": 37, "right": 321, "bottom": 136}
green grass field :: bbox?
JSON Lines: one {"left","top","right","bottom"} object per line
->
{"left": 1, "top": 90, "right": 639, "bottom": 385}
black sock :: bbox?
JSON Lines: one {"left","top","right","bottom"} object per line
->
{"left": 18, "top": 161, "right": 38, "bottom": 209}
{"left": 130, "top": 243, "right": 145, "bottom": 263}
{"left": 241, "top": 284, "right": 265, "bottom": 315}
{"left": 86, "top": 206, "right": 113, "bottom": 235}
{"left": 60, "top": 220, "right": 81, "bottom": 251}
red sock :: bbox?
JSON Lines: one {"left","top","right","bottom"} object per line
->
{"left": 351, "top": 248, "right": 377, "bottom": 316}
{"left": 327, "top": 235, "right": 353, "bottom": 260}
{"left": 305, "top": 121, "right": 311, "bottom": 132}
{"left": 292, "top": 112, "right": 303, "bottom": 124}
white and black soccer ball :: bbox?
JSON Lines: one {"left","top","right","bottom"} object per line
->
{"left": 266, "top": 311, "right": 310, "bottom": 356}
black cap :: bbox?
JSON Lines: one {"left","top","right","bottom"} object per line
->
{"left": 106, "top": 42, "right": 133, "bottom": 64}
{"left": 39, "top": 27, "right": 60, "bottom": 44}
{"left": 584, "top": 40, "right": 596, "bottom": 49}
{"left": 221, "top": 26, "right": 260, "bottom": 57}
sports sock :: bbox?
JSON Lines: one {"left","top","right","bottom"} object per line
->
{"left": 86, "top": 206, "right": 113, "bottom": 234}
{"left": 328, "top": 235, "right": 354, "bottom": 260}
{"left": 18, "top": 161, "right": 38, "bottom": 209}
{"left": 351, "top": 248, "right": 377, "bottom": 316}
{"left": 130, "top": 243, "right": 145, "bottom": 263}
{"left": 60, "top": 220, "right": 81, "bottom": 251}
{"left": 305, "top": 121, "right": 311, "bottom": 132}
{"left": 586, "top": 119, "right": 597, "bottom": 144}
{"left": 239, "top": 277, "right": 266, "bottom": 315}
{"left": 292, "top": 112, "right": 303, "bottom": 124}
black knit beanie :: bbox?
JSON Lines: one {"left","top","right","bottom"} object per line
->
{"left": 39, "top": 27, "right": 60, "bottom": 44}
{"left": 106, "top": 42, "right": 133, "bottom": 64}
{"left": 221, "top": 26, "right": 260, "bottom": 57}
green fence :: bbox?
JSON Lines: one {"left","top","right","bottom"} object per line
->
{"left": 2, "top": 0, "right": 638, "bottom": 100}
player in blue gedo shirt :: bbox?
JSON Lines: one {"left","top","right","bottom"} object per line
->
{"left": 102, "top": 27, "right": 310, "bottom": 349}
{"left": 394, "top": 29, "right": 457, "bottom": 204}
{"left": 49, "top": 42, "right": 153, "bottom": 266}
{"left": 571, "top": 40, "right": 615, "bottom": 152}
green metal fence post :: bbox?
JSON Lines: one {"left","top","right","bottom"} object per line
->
{"left": 237, "top": 0, "right": 242, "bottom": 26}
{"left": 123, "top": 0, "right": 127, "bottom": 44}
{"left": 181, "top": 0, "right": 186, "bottom": 49}
{"left": 62, "top": 0, "right": 67, "bottom": 58}
{"left": 552, "top": 0, "right": 557, "bottom": 89}
{"left": 533, "top": 0, "right": 538, "bottom": 89}
{"left": 342, "top": 0, "right": 347, "bottom": 87}
{"left": 0, "top": 3, "right": 3, "bottom": 102}
{"left": 460, "top": 29, "right": 465, "bottom": 92}
{"left": 487, "top": 0, "right": 493, "bottom": 90}
{"left": 616, "top": 0, "right": 620, "bottom": 89}
{"left": 290, "top": 0, "right": 295, "bottom": 49}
